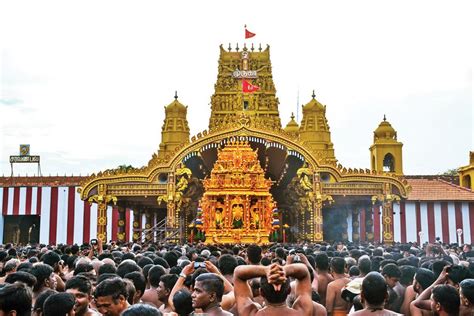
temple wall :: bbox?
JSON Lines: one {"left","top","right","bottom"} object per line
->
{"left": 0, "top": 186, "right": 136, "bottom": 245}
{"left": 1, "top": 185, "right": 474, "bottom": 245}
{"left": 352, "top": 202, "right": 474, "bottom": 244}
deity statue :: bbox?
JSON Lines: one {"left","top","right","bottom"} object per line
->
{"left": 297, "top": 165, "right": 313, "bottom": 191}
{"left": 232, "top": 204, "right": 244, "bottom": 228}
{"left": 250, "top": 204, "right": 260, "bottom": 228}
{"left": 215, "top": 209, "right": 223, "bottom": 228}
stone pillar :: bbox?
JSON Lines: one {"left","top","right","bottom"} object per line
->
{"left": 145, "top": 211, "right": 153, "bottom": 243}
{"left": 117, "top": 206, "right": 126, "bottom": 242}
{"left": 97, "top": 202, "right": 107, "bottom": 242}
{"left": 132, "top": 209, "right": 141, "bottom": 243}
{"left": 365, "top": 206, "right": 374, "bottom": 242}
{"left": 167, "top": 172, "right": 176, "bottom": 228}
{"left": 359, "top": 207, "right": 366, "bottom": 242}
{"left": 96, "top": 184, "right": 107, "bottom": 243}
{"left": 382, "top": 201, "right": 394, "bottom": 244}
{"left": 382, "top": 184, "right": 394, "bottom": 244}
{"left": 352, "top": 209, "right": 360, "bottom": 243}
{"left": 313, "top": 174, "right": 324, "bottom": 242}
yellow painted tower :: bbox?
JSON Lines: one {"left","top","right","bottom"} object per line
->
{"left": 158, "top": 92, "right": 190, "bottom": 159}
{"left": 370, "top": 115, "right": 403, "bottom": 174}
{"left": 299, "top": 91, "right": 337, "bottom": 164}
{"left": 208, "top": 44, "right": 281, "bottom": 130}
{"left": 283, "top": 113, "right": 300, "bottom": 139}
{"left": 459, "top": 152, "right": 474, "bottom": 190}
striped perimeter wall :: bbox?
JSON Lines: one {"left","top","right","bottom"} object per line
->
{"left": 352, "top": 201, "right": 474, "bottom": 245}
{"left": 1, "top": 186, "right": 474, "bottom": 245}
{"left": 0, "top": 186, "right": 136, "bottom": 245}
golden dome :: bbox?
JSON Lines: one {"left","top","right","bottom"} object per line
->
{"left": 374, "top": 115, "right": 397, "bottom": 140}
{"left": 165, "top": 92, "right": 187, "bottom": 115}
{"left": 302, "top": 91, "right": 325, "bottom": 112}
{"left": 284, "top": 113, "right": 299, "bottom": 133}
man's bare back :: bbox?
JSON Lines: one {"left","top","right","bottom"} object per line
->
{"left": 255, "top": 305, "right": 306, "bottom": 316}
{"left": 317, "top": 272, "right": 334, "bottom": 306}
{"left": 326, "top": 277, "right": 350, "bottom": 314}
{"left": 350, "top": 309, "right": 402, "bottom": 315}
{"left": 141, "top": 288, "right": 160, "bottom": 307}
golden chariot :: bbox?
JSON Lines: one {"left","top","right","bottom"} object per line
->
{"left": 197, "top": 140, "right": 277, "bottom": 244}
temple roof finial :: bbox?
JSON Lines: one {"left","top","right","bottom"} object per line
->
{"left": 383, "top": 114, "right": 386, "bottom": 121}
{"left": 291, "top": 112, "right": 295, "bottom": 120}
{"left": 174, "top": 91, "right": 178, "bottom": 100}
{"left": 312, "top": 90, "right": 316, "bottom": 99}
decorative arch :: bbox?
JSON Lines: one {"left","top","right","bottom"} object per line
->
{"left": 80, "top": 123, "right": 411, "bottom": 200}
{"left": 383, "top": 153, "right": 395, "bottom": 172}
{"left": 462, "top": 175, "right": 471, "bottom": 189}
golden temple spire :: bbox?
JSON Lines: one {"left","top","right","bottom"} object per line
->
{"left": 299, "top": 93, "right": 336, "bottom": 163}
{"left": 284, "top": 112, "right": 300, "bottom": 138}
{"left": 157, "top": 95, "right": 190, "bottom": 160}
{"left": 208, "top": 44, "right": 282, "bottom": 131}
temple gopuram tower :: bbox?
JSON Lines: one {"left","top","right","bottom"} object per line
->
{"left": 209, "top": 44, "right": 281, "bottom": 130}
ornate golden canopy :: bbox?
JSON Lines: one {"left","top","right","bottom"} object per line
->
{"left": 199, "top": 140, "right": 275, "bottom": 244}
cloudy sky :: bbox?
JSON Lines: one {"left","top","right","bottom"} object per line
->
{"left": 1, "top": 1, "right": 472, "bottom": 177}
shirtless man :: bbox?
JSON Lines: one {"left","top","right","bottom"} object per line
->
{"left": 141, "top": 265, "right": 166, "bottom": 307}
{"left": 381, "top": 264, "right": 404, "bottom": 313}
{"left": 349, "top": 272, "right": 402, "bottom": 316}
{"left": 459, "top": 279, "right": 474, "bottom": 316}
{"left": 412, "top": 266, "right": 460, "bottom": 316}
{"left": 234, "top": 262, "right": 314, "bottom": 316}
{"left": 407, "top": 268, "right": 436, "bottom": 316}
{"left": 192, "top": 273, "right": 233, "bottom": 316}
{"left": 315, "top": 253, "right": 334, "bottom": 306}
{"left": 326, "top": 257, "right": 350, "bottom": 316}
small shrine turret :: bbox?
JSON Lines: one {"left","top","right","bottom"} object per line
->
{"left": 158, "top": 92, "right": 190, "bottom": 160}
{"left": 299, "top": 91, "right": 336, "bottom": 163}
{"left": 370, "top": 115, "right": 404, "bottom": 174}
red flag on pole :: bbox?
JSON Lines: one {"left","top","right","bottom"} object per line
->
{"left": 242, "top": 80, "right": 260, "bottom": 93}
{"left": 245, "top": 25, "right": 256, "bottom": 39}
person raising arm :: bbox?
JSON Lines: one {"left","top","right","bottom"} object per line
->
{"left": 234, "top": 262, "right": 313, "bottom": 316}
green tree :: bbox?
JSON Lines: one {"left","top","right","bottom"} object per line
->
{"left": 117, "top": 165, "right": 134, "bottom": 172}
{"left": 439, "top": 168, "right": 458, "bottom": 176}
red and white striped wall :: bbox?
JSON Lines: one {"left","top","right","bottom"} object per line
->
{"left": 350, "top": 201, "right": 474, "bottom": 245}
{"left": 0, "top": 187, "right": 136, "bottom": 245}
{"left": 2, "top": 186, "right": 474, "bottom": 245}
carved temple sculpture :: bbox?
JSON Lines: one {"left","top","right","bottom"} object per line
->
{"left": 198, "top": 140, "right": 275, "bottom": 244}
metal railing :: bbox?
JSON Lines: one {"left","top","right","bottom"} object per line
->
{"left": 139, "top": 217, "right": 184, "bottom": 245}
